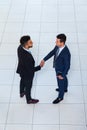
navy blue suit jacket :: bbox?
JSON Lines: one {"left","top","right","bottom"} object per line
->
{"left": 43, "top": 45, "right": 71, "bottom": 78}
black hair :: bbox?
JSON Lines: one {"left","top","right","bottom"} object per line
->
{"left": 20, "top": 35, "right": 31, "bottom": 46}
{"left": 56, "top": 34, "right": 66, "bottom": 44}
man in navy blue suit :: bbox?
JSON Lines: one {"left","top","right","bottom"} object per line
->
{"left": 40, "top": 34, "right": 71, "bottom": 104}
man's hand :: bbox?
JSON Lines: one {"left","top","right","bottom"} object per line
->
{"left": 40, "top": 60, "right": 45, "bottom": 67}
{"left": 57, "top": 75, "right": 64, "bottom": 80}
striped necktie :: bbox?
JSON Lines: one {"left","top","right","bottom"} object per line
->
{"left": 55, "top": 48, "right": 59, "bottom": 60}
{"left": 53, "top": 48, "right": 59, "bottom": 68}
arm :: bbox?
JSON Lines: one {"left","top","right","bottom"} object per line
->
{"left": 24, "top": 57, "right": 34, "bottom": 74}
{"left": 34, "top": 65, "right": 41, "bottom": 72}
{"left": 43, "top": 46, "right": 57, "bottom": 61}
{"left": 26, "top": 59, "right": 41, "bottom": 73}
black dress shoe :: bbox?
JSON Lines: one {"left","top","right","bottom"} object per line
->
{"left": 53, "top": 98, "right": 63, "bottom": 104}
{"left": 27, "top": 99, "right": 39, "bottom": 104}
{"left": 20, "top": 93, "right": 25, "bottom": 98}
{"left": 56, "top": 88, "right": 68, "bottom": 93}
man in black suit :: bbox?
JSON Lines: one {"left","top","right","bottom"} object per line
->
{"left": 16, "top": 35, "right": 42, "bottom": 104}
{"left": 40, "top": 34, "right": 71, "bottom": 104}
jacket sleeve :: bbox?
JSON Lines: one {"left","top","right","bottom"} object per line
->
{"left": 34, "top": 65, "right": 41, "bottom": 72}
{"left": 24, "top": 57, "right": 34, "bottom": 73}
{"left": 43, "top": 46, "right": 57, "bottom": 61}
{"left": 62, "top": 53, "right": 71, "bottom": 78}
{"left": 25, "top": 55, "right": 41, "bottom": 73}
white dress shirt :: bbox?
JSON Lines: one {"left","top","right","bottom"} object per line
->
{"left": 22, "top": 47, "right": 31, "bottom": 54}
{"left": 55, "top": 45, "right": 65, "bottom": 59}
{"left": 58, "top": 45, "right": 65, "bottom": 55}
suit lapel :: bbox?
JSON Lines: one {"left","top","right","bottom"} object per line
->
{"left": 55, "top": 46, "right": 67, "bottom": 60}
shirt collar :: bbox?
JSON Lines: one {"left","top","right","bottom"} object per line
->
{"left": 22, "top": 47, "right": 31, "bottom": 54}
{"left": 59, "top": 45, "right": 65, "bottom": 50}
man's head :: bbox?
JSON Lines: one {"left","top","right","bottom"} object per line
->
{"left": 56, "top": 34, "right": 66, "bottom": 47}
{"left": 20, "top": 35, "right": 33, "bottom": 49}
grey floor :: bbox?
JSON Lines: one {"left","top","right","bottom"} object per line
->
{"left": 0, "top": 0, "right": 87, "bottom": 130}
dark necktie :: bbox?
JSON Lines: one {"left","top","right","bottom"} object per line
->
{"left": 53, "top": 48, "right": 59, "bottom": 68}
{"left": 55, "top": 48, "right": 59, "bottom": 60}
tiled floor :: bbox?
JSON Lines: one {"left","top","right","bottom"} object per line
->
{"left": 0, "top": 0, "right": 87, "bottom": 130}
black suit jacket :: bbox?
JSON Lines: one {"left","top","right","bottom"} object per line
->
{"left": 16, "top": 45, "right": 41, "bottom": 79}
{"left": 43, "top": 45, "right": 71, "bottom": 77}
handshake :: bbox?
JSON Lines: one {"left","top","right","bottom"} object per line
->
{"left": 40, "top": 60, "right": 45, "bottom": 67}
{"left": 39, "top": 59, "right": 64, "bottom": 80}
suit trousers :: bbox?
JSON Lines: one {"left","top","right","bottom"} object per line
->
{"left": 57, "top": 76, "right": 68, "bottom": 99}
{"left": 20, "top": 78, "right": 33, "bottom": 102}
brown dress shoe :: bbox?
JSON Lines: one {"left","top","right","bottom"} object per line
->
{"left": 27, "top": 99, "right": 39, "bottom": 104}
